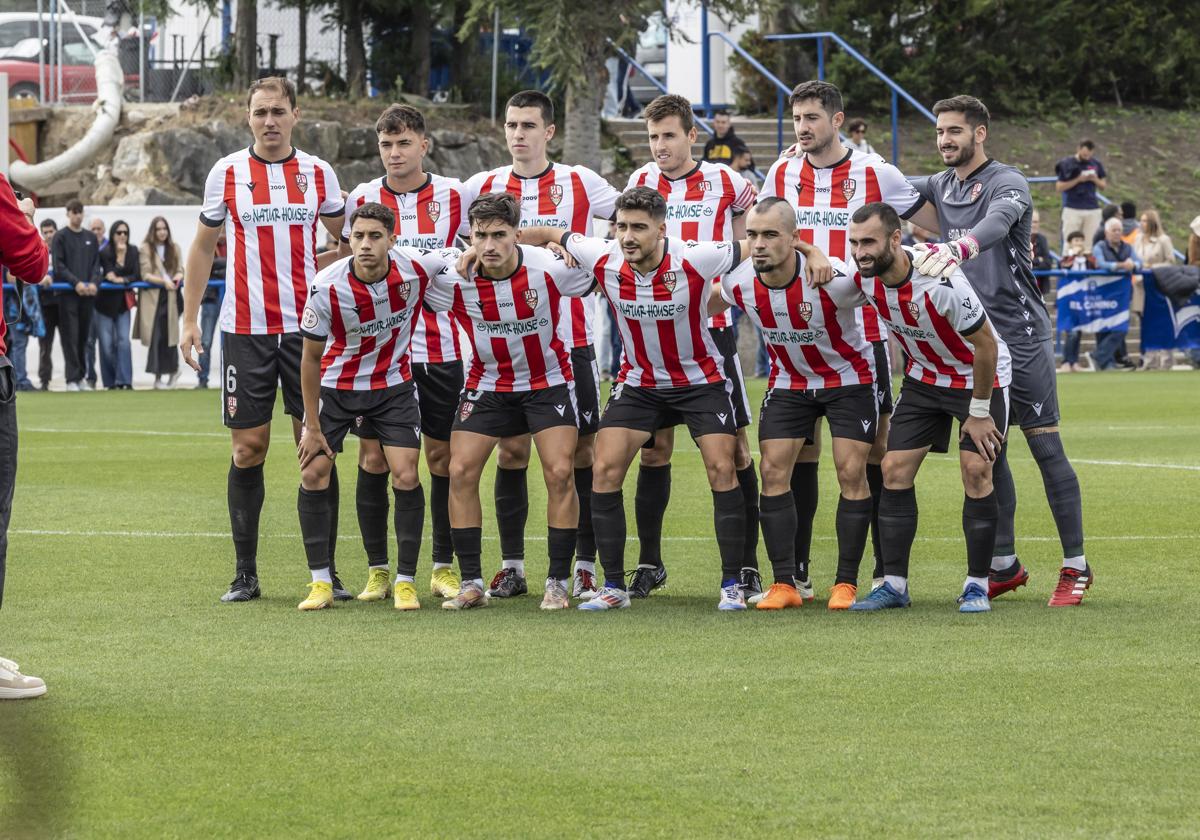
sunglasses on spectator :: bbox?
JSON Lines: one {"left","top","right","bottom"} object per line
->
{"left": 115, "top": 230, "right": 129, "bottom": 236}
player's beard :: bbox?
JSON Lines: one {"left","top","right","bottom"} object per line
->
{"left": 942, "top": 137, "right": 976, "bottom": 168}
{"left": 804, "top": 131, "right": 836, "bottom": 158}
{"left": 857, "top": 247, "right": 894, "bottom": 278}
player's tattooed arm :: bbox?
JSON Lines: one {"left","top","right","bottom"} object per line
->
{"left": 297, "top": 337, "right": 334, "bottom": 469}
{"left": 959, "top": 320, "right": 1005, "bottom": 461}
{"left": 795, "top": 240, "right": 834, "bottom": 287}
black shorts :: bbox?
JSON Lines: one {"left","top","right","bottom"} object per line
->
{"left": 1006, "top": 338, "right": 1060, "bottom": 429}
{"left": 320, "top": 382, "right": 422, "bottom": 452}
{"left": 888, "top": 377, "right": 1010, "bottom": 455}
{"left": 710, "top": 326, "right": 751, "bottom": 428}
{"left": 571, "top": 345, "right": 602, "bottom": 435}
{"left": 221, "top": 331, "right": 303, "bottom": 429}
{"left": 758, "top": 384, "right": 879, "bottom": 444}
{"left": 602, "top": 380, "right": 738, "bottom": 440}
{"left": 873, "top": 340, "right": 894, "bottom": 416}
{"left": 353, "top": 360, "right": 464, "bottom": 443}
{"left": 453, "top": 382, "right": 578, "bottom": 438}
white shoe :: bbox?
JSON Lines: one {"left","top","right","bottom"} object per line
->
{"left": 166, "top": 371, "right": 180, "bottom": 389}
{"left": 81, "top": 380, "right": 95, "bottom": 391}
{"left": 0, "top": 656, "right": 46, "bottom": 699}
{"left": 571, "top": 567, "right": 599, "bottom": 600}
{"left": 796, "top": 576, "right": 815, "bottom": 601}
{"left": 540, "top": 578, "right": 570, "bottom": 610}
{"left": 153, "top": 377, "right": 165, "bottom": 390}
{"left": 717, "top": 582, "right": 747, "bottom": 611}
{"left": 577, "top": 585, "right": 630, "bottom": 611}
{"left": 65, "top": 381, "right": 81, "bottom": 392}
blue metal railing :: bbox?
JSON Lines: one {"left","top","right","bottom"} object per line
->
{"left": 705, "top": 31, "right": 791, "bottom": 155}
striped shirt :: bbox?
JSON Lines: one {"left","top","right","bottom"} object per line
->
{"left": 201, "top": 146, "right": 343, "bottom": 334}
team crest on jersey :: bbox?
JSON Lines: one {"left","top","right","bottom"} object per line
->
{"left": 797, "top": 301, "right": 813, "bottom": 322}
{"left": 301, "top": 307, "right": 319, "bottom": 331}
{"left": 661, "top": 271, "right": 678, "bottom": 293}
{"left": 699, "top": 180, "right": 712, "bottom": 191}
{"left": 906, "top": 301, "right": 921, "bottom": 319}
{"left": 523, "top": 289, "right": 539, "bottom": 309}
{"left": 841, "top": 178, "right": 857, "bottom": 201}
{"left": 548, "top": 184, "right": 563, "bottom": 206}
{"left": 397, "top": 281, "right": 412, "bottom": 301}
{"left": 425, "top": 201, "right": 441, "bottom": 222}
{"left": 226, "top": 396, "right": 238, "bottom": 418}
{"left": 969, "top": 182, "right": 983, "bottom": 203}
{"left": 459, "top": 401, "right": 475, "bottom": 421}
{"left": 294, "top": 173, "right": 308, "bottom": 194}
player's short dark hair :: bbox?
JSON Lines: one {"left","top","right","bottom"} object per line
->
{"left": 615, "top": 186, "right": 667, "bottom": 222}
{"left": 469, "top": 192, "right": 520, "bottom": 229}
{"left": 749, "top": 197, "right": 796, "bottom": 231}
{"left": 1078, "top": 138, "right": 1095, "bottom": 150}
{"left": 349, "top": 202, "right": 395, "bottom": 233}
{"left": 375, "top": 103, "right": 425, "bottom": 136}
{"left": 851, "top": 202, "right": 901, "bottom": 237}
{"left": 846, "top": 118, "right": 867, "bottom": 133}
{"left": 40, "top": 218, "right": 57, "bottom": 231}
{"left": 789, "top": 80, "right": 843, "bottom": 116}
{"left": 642, "top": 94, "right": 695, "bottom": 133}
{"left": 932, "top": 95, "right": 990, "bottom": 129}
{"left": 65, "top": 198, "right": 84, "bottom": 214}
{"left": 1067, "top": 230, "right": 1085, "bottom": 241}
{"left": 247, "top": 76, "right": 297, "bottom": 110}
{"left": 506, "top": 90, "right": 554, "bottom": 126}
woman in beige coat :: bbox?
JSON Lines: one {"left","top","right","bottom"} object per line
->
{"left": 1133, "top": 209, "right": 1176, "bottom": 370}
{"left": 137, "top": 216, "right": 184, "bottom": 388}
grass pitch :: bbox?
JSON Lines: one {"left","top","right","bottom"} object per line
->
{"left": 1, "top": 372, "right": 1197, "bottom": 838}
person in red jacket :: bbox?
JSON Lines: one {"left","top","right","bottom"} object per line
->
{"left": 0, "top": 172, "right": 51, "bottom": 700}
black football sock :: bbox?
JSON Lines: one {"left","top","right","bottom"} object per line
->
{"left": 573, "top": 466, "right": 596, "bottom": 564}
{"left": 635, "top": 464, "right": 670, "bottom": 570}
{"left": 1027, "top": 432, "right": 1085, "bottom": 560}
{"left": 758, "top": 491, "right": 797, "bottom": 584}
{"left": 548, "top": 526, "right": 577, "bottom": 581}
{"left": 878, "top": 486, "right": 918, "bottom": 581}
{"left": 228, "top": 460, "right": 265, "bottom": 576}
{"left": 866, "top": 462, "right": 884, "bottom": 578}
{"left": 790, "top": 462, "right": 819, "bottom": 581}
{"left": 834, "top": 495, "right": 873, "bottom": 585}
{"left": 451, "top": 527, "right": 483, "bottom": 581}
{"left": 326, "top": 462, "right": 340, "bottom": 578}
{"left": 713, "top": 488, "right": 746, "bottom": 582}
{"left": 393, "top": 485, "right": 425, "bottom": 578}
{"left": 356, "top": 467, "right": 390, "bottom": 566}
{"left": 429, "top": 472, "right": 453, "bottom": 566}
{"left": 297, "top": 486, "right": 332, "bottom": 571}
{"left": 737, "top": 463, "right": 760, "bottom": 571}
{"left": 963, "top": 491, "right": 999, "bottom": 580}
{"left": 494, "top": 466, "right": 528, "bottom": 566}
{"left": 590, "top": 489, "right": 627, "bottom": 588}
{"left": 991, "top": 442, "right": 1017, "bottom": 560}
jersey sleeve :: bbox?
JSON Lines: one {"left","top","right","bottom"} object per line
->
{"left": 577, "top": 167, "right": 621, "bottom": 220}
{"left": 876, "top": 162, "right": 925, "bottom": 219}
{"left": 757, "top": 159, "right": 785, "bottom": 200}
{"left": 318, "top": 161, "right": 344, "bottom": 217}
{"left": 718, "top": 274, "right": 740, "bottom": 306}
{"left": 942, "top": 272, "right": 988, "bottom": 335}
{"left": 726, "top": 167, "right": 758, "bottom": 212}
{"left": 199, "top": 161, "right": 228, "bottom": 228}
{"left": 300, "top": 280, "right": 332, "bottom": 341}
{"left": 970, "top": 172, "right": 1031, "bottom": 251}
{"left": 341, "top": 185, "right": 367, "bottom": 242}
{"left": 908, "top": 174, "right": 936, "bottom": 205}
{"left": 684, "top": 240, "right": 737, "bottom": 279}
{"left": 824, "top": 261, "right": 870, "bottom": 307}
{"left": 560, "top": 232, "right": 611, "bottom": 273}
{"left": 423, "top": 266, "right": 458, "bottom": 313}
{"left": 552, "top": 260, "right": 597, "bottom": 298}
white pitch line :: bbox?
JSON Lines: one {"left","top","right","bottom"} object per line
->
{"left": 24, "top": 427, "right": 227, "bottom": 438}
{"left": 1072, "top": 458, "right": 1200, "bottom": 472}
{"left": 7, "top": 528, "right": 1192, "bottom": 543}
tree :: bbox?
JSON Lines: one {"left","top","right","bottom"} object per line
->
{"left": 233, "top": 0, "right": 257, "bottom": 88}
{"left": 341, "top": 0, "right": 368, "bottom": 97}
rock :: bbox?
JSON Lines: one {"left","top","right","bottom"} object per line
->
{"left": 341, "top": 126, "right": 378, "bottom": 159}
{"left": 432, "top": 129, "right": 471, "bottom": 150}
{"left": 155, "top": 128, "right": 216, "bottom": 194}
{"left": 123, "top": 109, "right": 151, "bottom": 129}
{"left": 336, "top": 160, "right": 379, "bottom": 191}
{"left": 293, "top": 120, "right": 341, "bottom": 162}
{"left": 110, "top": 184, "right": 197, "bottom": 206}
{"left": 204, "top": 122, "right": 249, "bottom": 156}
{"left": 111, "top": 133, "right": 162, "bottom": 182}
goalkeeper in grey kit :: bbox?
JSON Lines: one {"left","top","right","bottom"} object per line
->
{"left": 908, "top": 95, "right": 1091, "bottom": 608}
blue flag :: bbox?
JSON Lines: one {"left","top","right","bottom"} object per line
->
{"left": 1142, "top": 272, "right": 1200, "bottom": 351}
{"left": 1056, "top": 274, "right": 1131, "bottom": 333}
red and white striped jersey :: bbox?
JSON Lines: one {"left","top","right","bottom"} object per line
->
{"left": 424, "top": 244, "right": 595, "bottom": 392}
{"left": 853, "top": 254, "right": 1011, "bottom": 390}
{"left": 300, "top": 246, "right": 457, "bottom": 391}
{"left": 563, "top": 234, "right": 738, "bottom": 388}
{"left": 201, "top": 146, "right": 343, "bottom": 335}
{"left": 760, "top": 148, "right": 923, "bottom": 342}
{"left": 343, "top": 174, "right": 467, "bottom": 364}
{"left": 720, "top": 253, "right": 874, "bottom": 390}
{"left": 462, "top": 162, "right": 620, "bottom": 349}
{"left": 626, "top": 160, "right": 756, "bottom": 329}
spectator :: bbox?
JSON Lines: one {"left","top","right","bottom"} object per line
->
{"left": 83, "top": 216, "right": 108, "bottom": 389}
{"left": 35, "top": 219, "right": 57, "bottom": 390}
{"left": 1055, "top": 139, "right": 1107, "bottom": 248}
{"left": 95, "top": 219, "right": 138, "bottom": 390}
{"left": 1092, "top": 203, "right": 1122, "bottom": 246}
{"left": 1132, "top": 209, "right": 1177, "bottom": 370}
{"left": 1189, "top": 215, "right": 1200, "bottom": 267}
{"left": 1120, "top": 201, "right": 1139, "bottom": 239}
{"left": 88, "top": 217, "right": 107, "bottom": 250}
{"left": 845, "top": 118, "right": 875, "bottom": 155}
{"left": 731, "top": 147, "right": 761, "bottom": 188}
{"left": 136, "top": 216, "right": 183, "bottom": 389}
{"left": 702, "top": 110, "right": 748, "bottom": 167}
{"left": 318, "top": 232, "right": 339, "bottom": 255}
{"left": 2, "top": 261, "right": 45, "bottom": 391}
{"left": 196, "top": 229, "right": 227, "bottom": 389}
{"left": 1090, "top": 217, "right": 1141, "bottom": 371}
{"left": 49, "top": 198, "right": 101, "bottom": 391}
{"left": 1058, "top": 230, "right": 1098, "bottom": 373}
{"left": 1030, "top": 209, "right": 1055, "bottom": 294}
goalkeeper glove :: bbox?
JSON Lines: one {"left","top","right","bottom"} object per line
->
{"left": 911, "top": 235, "right": 980, "bottom": 279}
